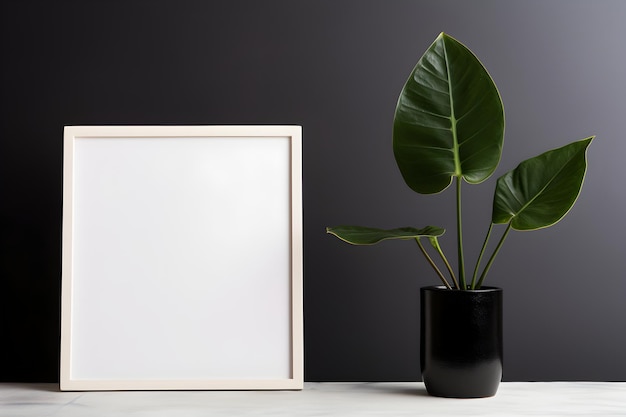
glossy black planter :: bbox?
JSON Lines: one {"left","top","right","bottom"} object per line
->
{"left": 420, "top": 286, "right": 503, "bottom": 398}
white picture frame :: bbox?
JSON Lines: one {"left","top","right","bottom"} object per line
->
{"left": 60, "top": 125, "right": 303, "bottom": 391}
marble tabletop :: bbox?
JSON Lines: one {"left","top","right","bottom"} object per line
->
{"left": 1, "top": 382, "right": 625, "bottom": 416}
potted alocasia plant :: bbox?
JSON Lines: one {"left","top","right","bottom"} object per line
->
{"left": 326, "top": 32, "right": 592, "bottom": 398}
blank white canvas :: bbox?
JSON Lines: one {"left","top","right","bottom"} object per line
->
{"left": 61, "top": 126, "right": 302, "bottom": 390}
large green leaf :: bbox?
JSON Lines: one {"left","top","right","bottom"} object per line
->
{"left": 326, "top": 225, "right": 445, "bottom": 245}
{"left": 393, "top": 32, "right": 505, "bottom": 194}
{"left": 492, "top": 137, "right": 593, "bottom": 231}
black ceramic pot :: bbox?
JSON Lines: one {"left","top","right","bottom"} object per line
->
{"left": 420, "top": 285, "right": 503, "bottom": 398}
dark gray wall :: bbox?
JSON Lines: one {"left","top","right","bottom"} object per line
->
{"left": 1, "top": 0, "right": 624, "bottom": 382}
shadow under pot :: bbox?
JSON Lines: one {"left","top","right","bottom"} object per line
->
{"left": 420, "top": 285, "right": 503, "bottom": 398}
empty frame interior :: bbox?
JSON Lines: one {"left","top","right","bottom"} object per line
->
{"left": 61, "top": 126, "right": 302, "bottom": 390}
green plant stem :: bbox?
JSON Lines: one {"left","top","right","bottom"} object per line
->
{"left": 432, "top": 239, "right": 459, "bottom": 289}
{"left": 456, "top": 177, "right": 466, "bottom": 289}
{"left": 470, "top": 222, "right": 494, "bottom": 289}
{"left": 416, "top": 238, "right": 452, "bottom": 289}
{"left": 476, "top": 222, "right": 513, "bottom": 288}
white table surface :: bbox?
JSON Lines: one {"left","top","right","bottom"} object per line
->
{"left": 1, "top": 382, "right": 625, "bottom": 416}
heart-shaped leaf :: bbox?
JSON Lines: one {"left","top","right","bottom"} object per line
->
{"left": 326, "top": 225, "right": 445, "bottom": 245}
{"left": 393, "top": 32, "right": 505, "bottom": 194}
{"left": 492, "top": 137, "right": 593, "bottom": 230}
